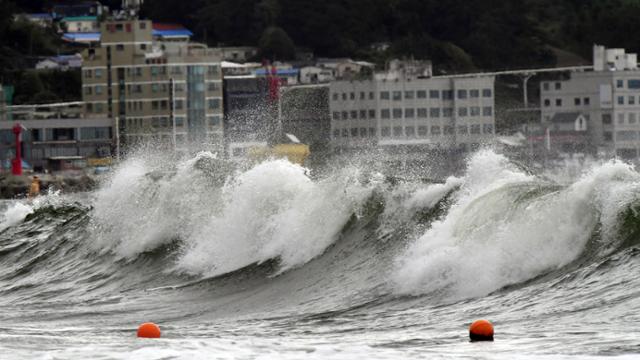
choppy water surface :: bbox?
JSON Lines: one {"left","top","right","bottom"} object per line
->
{"left": 1, "top": 150, "right": 640, "bottom": 359}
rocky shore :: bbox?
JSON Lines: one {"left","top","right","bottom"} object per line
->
{"left": 0, "top": 173, "right": 97, "bottom": 199}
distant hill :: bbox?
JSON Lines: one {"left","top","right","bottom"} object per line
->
{"left": 138, "top": 0, "right": 640, "bottom": 72}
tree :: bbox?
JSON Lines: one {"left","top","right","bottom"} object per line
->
{"left": 259, "top": 26, "right": 295, "bottom": 61}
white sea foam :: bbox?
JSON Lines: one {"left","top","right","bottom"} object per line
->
{"left": 393, "top": 150, "right": 640, "bottom": 299}
{"left": 0, "top": 189, "right": 63, "bottom": 232}
{"left": 91, "top": 153, "right": 375, "bottom": 276}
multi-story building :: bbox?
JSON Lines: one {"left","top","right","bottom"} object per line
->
{"left": 0, "top": 103, "right": 113, "bottom": 171}
{"left": 82, "top": 19, "right": 223, "bottom": 155}
{"left": 539, "top": 45, "right": 640, "bottom": 160}
{"left": 330, "top": 75, "right": 495, "bottom": 153}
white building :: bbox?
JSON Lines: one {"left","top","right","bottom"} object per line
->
{"left": 36, "top": 54, "right": 83, "bottom": 70}
{"left": 539, "top": 45, "right": 640, "bottom": 160}
{"left": 299, "top": 66, "right": 334, "bottom": 84}
{"left": 330, "top": 75, "right": 495, "bottom": 152}
{"left": 61, "top": 16, "right": 99, "bottom": 33}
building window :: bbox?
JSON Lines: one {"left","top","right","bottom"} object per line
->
{"left": 417, "top": 90, "right": 427, "bottom": 99}
{"left": 555, "top": 82, "right": 561, "bottom": 90}
{"left": 369, "top": 92, "right": 375, "bottom": 100}
{"left": 458, "top": 125, "right": 468, "bottom": 134}
{"left": 602, "top": 114, "right": 612, "bottom": 124}
{"left": 152, "top": 84, "right": 159, "bottom": 93}
{"left": 556, "top": 99, "right": 562, "bottom": 106}
{"left": 483, "top": 106, "right": 493, "bottom": 116}
{"left": 333, "top": 129, "right": 340, "bottom": 138}
{"left": 95, "top": 69, "right": 103, "bottom": 78}
{"left": 95, "top": 85, "right": 103, "bottom": 95}
{"left": 95, "top": 103, "right": 104, "bottom": 113}
{"left": 430, "top": 108, "right": 440, "bottom": 118}
{"left": 630, "top": 96, "right": 636, "bottom": 105}
{"left": 417, "top": 108, "right": 428, "bottom": 118}
{"left": 209, "top": 116, "right": 221, "bottom": 126}
{"left": 342, "top": 129, "right": 348, "bottom": 137}
{"left": 584, "top": 97, "right": 590, "bottom": 105}
{"left": 207, "top": 66, "right": 219, "bottom": 76}
{"left": 175, "top": 117, "right": 185, "bottom": 127}
{"left": 406, "top": 126, "right": 415, "bottom": 137}
{"left": 457, "top": 89, "right": 468, "bottom": 99}
{"left": 333, "top": 112, "right": 340, "bottom": 120}
{"left": 458, "top": 107, "right": 468, "bottom": 117}
{"left": 152, "top": 101, "right": 159, "bottom": 110}
{"left": 392, "top": 108, "right": 402, "bottom": 119}
{"left": 618, "top": 96, "right": 625, "bottom": 105}
{"left": 470, "top": 89, "right": 479, "bottom": 98}
{"left": 470, "top": 106, "right": 480, "bottom": 116}
{"left": 405, "top": 108, "right": 415, "bottom": 118}
{"left": 617, "top": 79, "right": 624, "bottom": 88}
{"left": 350, "top": 92, "right": 355, "bottom": 100}
{"left": 85, "top": 69, "right": 92, "bottom": 78}
{"left": 543, "top": 82, "right": 549, "bottom": 91}
{"left": 116, "top": 44, "right": 124, "bottom": 51}
{"left": 360, "top": 110, "right": 367, "bottom": 119}
{"left": 369, "top": 109, "right": 376, "bottom": 119}
{"left": 208, "top": 98, "right": 220, "bottom": 109}
{"left": 85, "top": 87, "right": 92, "bottom": 95}
{"left": 332, "top": 93, "right": 338, "bottom": 101}
{"left": 483, "top": 124, "right": 494, "bottom": 134}
{"left": 208, "top": 82, "right": 219, "bottom": 92}
{"left": 392, "top": 91, "right": 402, "bottom": 101}
{"left": 443, "top": 108, "right": 453, "bottom": 117}
{"left": 618, "top": 113, "right": 625, "bottom": 124}
{"left": 342, "top": 111, "right": 348, "bottom": 120}
{"left": 381, "top": 109, "right": 390, "bottom": 119}
{"left": 444, "top": 125, "right": 454, "bottom": 135}
{"left": 443, "top": 90, "right": 453, "bottom": 100}
{"left": 629, "top": 113, "right": 637, "bottom": 124}
{"left": 470, "top": 124, "right": 481, "bottom": 134}
{"left": 350, "top": 110, "right": 358, "bottom": 119}
{"left": 405, "top": 91, "right": 414, "bottom": 100}
{"left": 430, "top": 90, "right": 440, "bottom": 99}
{"left": 360, "top": 128, "right": 367, "bottom": 137}
{"left": 393, "top": 126, "right": 402, "bottom": 136}
{"left": 431, "top": 126, "right": 441, "bottom": 135}
{"left": 544, "top": 99, "right": 550, "bottom": 107}
{"left": 342, "top": 93, "right": 347, "bottom": 101}
{"left": 482, "top": 89, "right": 492, "bottom": 97}
{"left": 418, "top": 126, "right": 428, "bottom": 137}
{"left": 381, "top": 127, "right": 390, "bottom": 137}
{"left": 175, "top": 100, "right": 184, "bottom": 110}
{"left": 360, "top": 92, "right": 365, "bottom": 100}
{"left": 575, "top": 98, "right": 581, "bottom": 105}
{"left": 369, "top": 128, "right": 376, "bottom": 137}
{"left": 629, "top": 80, "right": 640, "bottom": 89}
{"left": 604, "top": 131, "right": 613, "bottom": 141}
{"left": 380, "top": 91, "right": 390, "bottom": 100}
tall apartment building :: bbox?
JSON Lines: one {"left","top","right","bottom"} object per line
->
{"left": 539, "top": 45, "right": 640, "bottom": 160}
{"left": 82, "top": 19, "right": 223, "bottom": 155}
{"left": 330, "top": 75, "right": 495, "bottom": 153}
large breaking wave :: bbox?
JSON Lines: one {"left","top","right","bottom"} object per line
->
{"left": 1, "top": 149, "right": 640, "bottom": 311}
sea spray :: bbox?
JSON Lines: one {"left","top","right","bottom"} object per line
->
{"left": 392, "top": 151, "right": 640, "bottom": 299}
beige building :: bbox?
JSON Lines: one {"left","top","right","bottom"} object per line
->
{"left": 82, "top": 19, "right": 223, "bottom": 155}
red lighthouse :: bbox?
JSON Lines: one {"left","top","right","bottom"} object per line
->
{"left": 11, "top": 123, "right": 22, "bottom": 176}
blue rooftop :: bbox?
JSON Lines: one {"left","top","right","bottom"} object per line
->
{"left": 62, "top": 32, "right": 101, "bottom": 43}
{"left": 255, "top": 68, "right": 300, "bottom": 76}
{"left": 152, "top": 29, "right": 193, "bottom": 38}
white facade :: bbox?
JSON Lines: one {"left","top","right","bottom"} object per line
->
{"left": 540, "top": 46, "right": 640, "bottom": 160}
{"left": 299, "top": 66, "right": 334, "bottom": 84}
{"left": 330, "top": 75, "right": 495, "bottom": 151}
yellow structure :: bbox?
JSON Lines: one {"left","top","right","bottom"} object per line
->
{"left": 248, "top": 144, "right": 310, "bottom": 165}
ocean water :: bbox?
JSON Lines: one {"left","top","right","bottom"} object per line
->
{"left": 1, "top": 149, "right": 640, "bottom": 359}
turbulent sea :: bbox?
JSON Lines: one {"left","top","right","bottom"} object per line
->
{"left": 1, "top": 149, "right": 640, "bottom": 359}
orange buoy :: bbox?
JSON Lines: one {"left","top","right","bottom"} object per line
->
{"left": 137, "top": 322, "right": 161, "bottom": 338}
{"left": 469, "top": 319, "right": 494, "bottom": 341}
